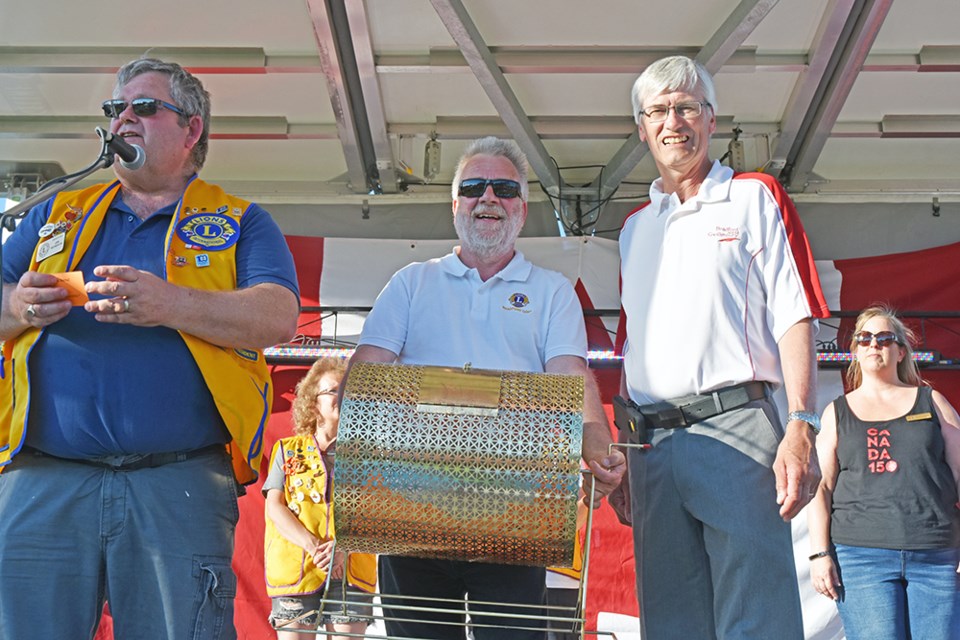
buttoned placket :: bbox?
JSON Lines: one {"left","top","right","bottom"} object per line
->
{"left": 467, "top": 269, "right": 495, "bottom": 324}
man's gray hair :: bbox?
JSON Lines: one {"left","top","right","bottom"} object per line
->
{"left": 115, "top": 57, "right": 211, "bottom": 171}
{"left": 630, "top": 56, "right": 718, "bottom": 124}
{"left": 451, "top": 136, "right": 530, "bottom": 201}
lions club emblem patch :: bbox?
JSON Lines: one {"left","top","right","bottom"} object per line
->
{"left": 508, "top": 293, "right": 529, "bottom": 309}
{"left": 176, "top": 213, "right": 240, "bottom": 250}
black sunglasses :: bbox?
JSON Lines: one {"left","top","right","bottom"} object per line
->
{"left": 853, "top": 330, "right": 902, "bottom": 348}
{"left": 458, "top": 178, "right": 523, "bottom": 199}
{"left": 102, "top": 98, "right": 186, "bottom": 119}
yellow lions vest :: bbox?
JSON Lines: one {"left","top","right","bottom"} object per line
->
{"left": 264, "top": 435, "right": 377, "bottom": 596}
{"left": 0, "top": 177, "right": 272, "bottom": 484}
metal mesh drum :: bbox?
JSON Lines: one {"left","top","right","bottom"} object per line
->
{"left": 334, "top": 362, "right": 583, "bottom": 567}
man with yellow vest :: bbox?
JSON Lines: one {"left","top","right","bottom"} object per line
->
{"left": 0, "top": 58, "right": 299, "bottom": 639}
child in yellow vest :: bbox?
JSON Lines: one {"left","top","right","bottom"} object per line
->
{"left": 263, "top": 357, "right": 376, "bottom": 639}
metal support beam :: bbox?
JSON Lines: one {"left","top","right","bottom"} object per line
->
{"left": 596, "top": 0, "right": 780, "bottom": 198}
{"left": 377, "top": 47, "right": 768, "bottom": 74}
{"left": 429, "top": 0, "right": 560, "bottom": 195}
{"left": 0, "top": 46, "right": 269, "bottom": 73}
{"left": 768, "top": 0, "right": 858, "bottom": 179}
{"left": 593, "top": 130, "right": 646, "bottom": 196}
{"left": 12, "top": 113, "right": 955, "bottom": 143}
{"left": 2, "top": 45, "right": 955, "bottom": 77}
{"left": 778, "top": 0, "right": 893, "bottom": 192}
{"left": 0, "top": 115, "right": 339, "bottom": 139}
{"left": 343, "top": 0, "right": 399, "bottom": 193}
{"left": 696, "top": 0, "right": 781, "bottom": 74}
{"left": 306, "top": 0, "right": 369, "bottom": 192}
{"left": 307, "top": 0, "right": 400, "bottom": 193}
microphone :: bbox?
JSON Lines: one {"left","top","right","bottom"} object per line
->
{"left": 96, "top": 127, "right": 146, "bottom": 170}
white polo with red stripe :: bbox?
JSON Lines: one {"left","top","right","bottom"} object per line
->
{"left": 619, "top": 160, "right": 828, "bottom": 405}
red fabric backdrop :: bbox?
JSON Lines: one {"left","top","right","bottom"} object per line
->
{"left": 833, "top": 241, "right": 960, "bottom": 406}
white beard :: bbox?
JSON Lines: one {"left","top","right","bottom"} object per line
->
{"left": 454, "top": 203, "right": 523, "bottom": 261}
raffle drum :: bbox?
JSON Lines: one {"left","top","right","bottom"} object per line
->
{"left": 334, "top": 362, "right": 583, "bottom": 567}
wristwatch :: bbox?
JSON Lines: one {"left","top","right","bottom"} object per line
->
{"left": 787, "top": 410, "right": 821, "bottom": 434}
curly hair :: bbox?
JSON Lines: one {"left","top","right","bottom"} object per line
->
{"left": 290, "top": 357, "right": 348, "bottom": 436}
{"left": 845, "top": 305, "right": 924, "bottom": 390}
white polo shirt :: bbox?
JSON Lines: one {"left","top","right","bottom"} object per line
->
{"left": 620, "top": 161, "right": 828, "bottom": 404}
{"left": 359, "top": 249, "right": 587, "bottom": 372}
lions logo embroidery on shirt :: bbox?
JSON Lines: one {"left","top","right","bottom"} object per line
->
{"left": 508, "top": 293, "right": 529, "bottom": 308}
{"left": 503, "top": 292, "right": 532, "bottom": 314}
{"left": 176, "top": 213, "right": 240, "bottom": 250}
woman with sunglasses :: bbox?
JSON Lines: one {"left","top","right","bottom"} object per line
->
{"left": 263, "top": 357, "right": 376, "bottom": 639}
{"left": 807, "top": 305, "right": 960, "bottom": 640}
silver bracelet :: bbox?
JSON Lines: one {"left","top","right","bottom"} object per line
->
{"left": 787, "top": 410, "right": 821, "bottom": 434}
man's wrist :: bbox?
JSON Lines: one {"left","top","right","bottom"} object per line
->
{"left": 787, "top": 410, "right": 821, "bottom": 435}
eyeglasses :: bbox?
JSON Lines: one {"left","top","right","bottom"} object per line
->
{"left": 458, "top": 178, "right": 523, "bottom": 199}
{"left": 853, "top": 331, "right": 902, "bottom": 348}
{"left": 102, "top": 98, "right": 186, "bottom": 119}
{"left": 639, "top": 101, "right": 711, "bottom": 123}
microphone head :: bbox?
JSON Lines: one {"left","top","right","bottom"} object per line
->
{"left": 119, "top": 144, "right": 146, "bottom": 170}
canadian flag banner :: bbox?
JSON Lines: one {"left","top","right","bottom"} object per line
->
{"left": 92, "top": 236, "right": 960, "bottom": 639}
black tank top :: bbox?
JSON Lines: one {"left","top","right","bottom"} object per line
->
{"left": 831, "top": 386, "right": 960, "bottom": 549}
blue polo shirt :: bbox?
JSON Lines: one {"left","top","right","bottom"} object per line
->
{"left": 2, "top": 187, "right": 299, "bottom": 459}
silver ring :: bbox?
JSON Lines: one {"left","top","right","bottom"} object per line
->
{"left": 25, "top": 304, "right": 36, "bottom": 318}
{"left": 122, "top": 298, "right": 130, "bottom": 313}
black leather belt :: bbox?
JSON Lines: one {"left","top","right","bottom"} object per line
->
{"left": 23, "top": 443, "right": 224, "bottom": 471}
{"left": 637, "top": 381, "right": 767, "bottom": 429}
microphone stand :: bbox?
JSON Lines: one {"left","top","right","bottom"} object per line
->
{"left": 0, "top": 128, "right": 118, "bottom": 317}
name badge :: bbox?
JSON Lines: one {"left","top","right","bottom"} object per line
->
{"left": 905, "top": 412, "right": 932, "bottom": 422}
{"left": 36, "top": 233, "right": 66, "bottom": 262}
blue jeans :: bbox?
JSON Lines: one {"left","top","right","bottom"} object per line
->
{"left": 835, "top": 543, "right": 960, "bottom": 640}
{"left": 0, "top": 448, "right": 240, "bottom": 640}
